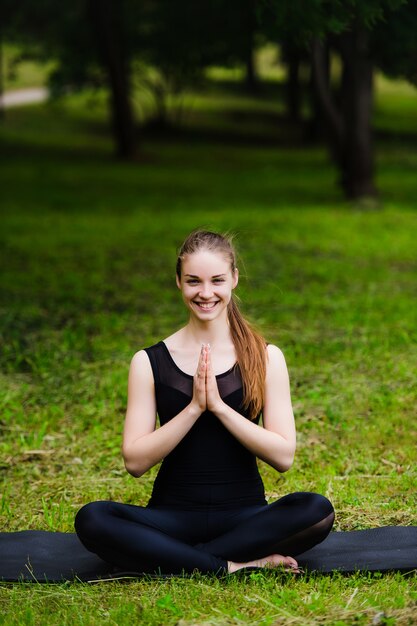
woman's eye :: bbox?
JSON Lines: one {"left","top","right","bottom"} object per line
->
{"left": 186, "top": 279, "right": 225, "bottom": 284}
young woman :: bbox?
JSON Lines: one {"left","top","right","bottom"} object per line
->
{"left": 75, "top": 229, "right": 334, "bottom": 576}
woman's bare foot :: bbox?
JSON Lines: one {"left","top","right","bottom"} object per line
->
{"left": 227, "top": 553, "right": 300, "bottom": 574}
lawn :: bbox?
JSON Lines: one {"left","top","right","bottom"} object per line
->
{"left": 0, "top": 71, "right": 416, "bottom": 625}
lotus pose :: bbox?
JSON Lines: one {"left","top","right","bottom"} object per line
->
{"left": 75, "top": 230, "right": 334, "bottom": 576}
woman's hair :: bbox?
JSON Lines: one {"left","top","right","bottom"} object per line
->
{"left": 176, "top": 229, "right": 267, "bottom": 420}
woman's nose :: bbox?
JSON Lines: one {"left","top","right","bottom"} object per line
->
{"left": 199, "top": 283, "right": 213, "bottom": 298}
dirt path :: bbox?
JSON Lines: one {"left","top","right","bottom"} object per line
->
{"left": 0, "top": 87, "right": 48, "bottom": 108}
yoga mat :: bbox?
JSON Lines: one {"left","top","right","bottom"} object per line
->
{"left": 0, "top": 526, "right": 416, "bottom": 583}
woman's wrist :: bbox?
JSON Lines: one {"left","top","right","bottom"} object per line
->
{"left": 187, "top": 402, "right": 204, "bottom": 420}
{"left": 208, "top": 399, "right": 226, "bottom": 417}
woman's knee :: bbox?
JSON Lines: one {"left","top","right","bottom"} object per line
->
{"left": 303, "top": 493, "right": 335, "bottom": 537}
{"left": 305, "top": 492, "right": 334, "bottom": 519}
{"left": 278, "top": 491, "right": 334, "bottom": 521}
{"left": 74, "top": 500, "right": 114, "bottom": 539}
{"left": 285, "top": 493, "right": 335, "bottom": 549}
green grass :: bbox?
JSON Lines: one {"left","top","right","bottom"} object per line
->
{"left": 2, "top": 44, "right": 55, "bottom": 91}
{"left": 0, "top": 572, "right": 415, "bottom": 626}
{"left": 0, "top": 74, "right": 416, "bottom": 625}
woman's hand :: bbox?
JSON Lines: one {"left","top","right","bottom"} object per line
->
{"left": 205, "top": 344, "right": 225, "bottom": 414}
{"left": 190, "top": 344, "right": 207, "bottom": 415}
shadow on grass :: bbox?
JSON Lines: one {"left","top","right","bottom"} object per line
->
{"left": 375, "top": 128, "right": 417, "bottom": 147}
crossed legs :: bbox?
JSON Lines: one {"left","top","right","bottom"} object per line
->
{"left": 75, "top": 492, "right": 334, "bottom": 576}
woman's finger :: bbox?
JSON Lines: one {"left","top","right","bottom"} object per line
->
{"left": 192, "top": 345, "right": 207, "bottom": 412}
{"left": 196, "top": 345, "right": 208, "bottom": 381}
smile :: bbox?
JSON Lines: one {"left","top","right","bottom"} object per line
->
{"left": 193, "top": 301, "right": 220, "bottom": 310}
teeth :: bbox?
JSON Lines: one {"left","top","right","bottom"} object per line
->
{"left": 195, "top": 302, "right": 218, "bottom": 309}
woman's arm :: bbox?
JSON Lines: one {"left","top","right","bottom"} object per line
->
{"left": 122, "top": 347, "right": 206, "bottom": 477}
{"left": 208, "top": 344, "right": 296, "bottom": 473}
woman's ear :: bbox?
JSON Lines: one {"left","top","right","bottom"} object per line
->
{"left": 175, "top": 274, "right": 181, "bottom": 290}
{"left": 232, "top": 267, "right": 239, "bottom": 289}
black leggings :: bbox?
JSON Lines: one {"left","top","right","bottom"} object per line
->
{"left": 75, "top": 492, "right": 334, "bottom": 576}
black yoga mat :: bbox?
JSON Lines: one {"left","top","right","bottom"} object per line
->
{"left": 0, "top": 526, "right": 416, "bottom": 583}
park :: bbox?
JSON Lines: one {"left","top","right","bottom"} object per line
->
{"left": 1, "top": 2, "right": 416, "bottom": 625}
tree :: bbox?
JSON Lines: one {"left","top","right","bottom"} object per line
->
{"left": 87, "top": 0, "right": 135, "bottom": 158}
{"left": 1, "top": 0, "right": 140, "bottom": 158}
{"left": 261, "top": 0, "right": 408, "bottom": 200}
{"left": 311, "top": 21, "right": 377, "bottom": 199}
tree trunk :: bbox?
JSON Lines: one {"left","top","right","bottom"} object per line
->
{"left": 243, "top": 0, "right": 259, "bottom": 94}
{"left": 311, "top": 27, "right": 377, "bottom": 200}
{"left": 307, "top": 41, "right": 330, "bottom": 141}
{"left": 286, "top": 50, "right": 301, "bottom": 122}
{"left": 311, "top": 38, "right": 343, "bottom": 158}
{"left": 244, "top": 47, "right": 258, "bottom": 94}
{"left": 281, "top": 39, "right": 301, "bottom": 122}
{"left": 88, "top": 0, "right": 136, "bottom": 159}
{"left": 338, "top": 22, "right": 376, "bottom": 198}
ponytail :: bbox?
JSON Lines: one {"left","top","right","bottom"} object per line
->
{"left": 227, "top": 295, "right": 267, "bottom": 420}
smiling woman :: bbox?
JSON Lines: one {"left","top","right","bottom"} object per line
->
{"left": 179, "top": 252, "right": 235, "bottom": 318}
{"left": 74, "top": 229, "right": 335, "bottom": 576}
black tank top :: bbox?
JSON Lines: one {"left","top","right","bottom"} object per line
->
{"left": 144, "top": 341, "right": 267, "bottom": 510}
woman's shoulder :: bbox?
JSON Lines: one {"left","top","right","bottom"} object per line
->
{"left": 130, "top": 340, "right": 164, "bottom": 368}
{"left": 130, "top": 332, "right": 185, "bottom": 382}
{"left": 127, "top": 349, "right": 155, "bottom": 387}
{"left": 266, "top": 343, "right": 285, "bottom": 357}
{"left": 265, "top": 343, "right": 289, "bottom": 379}
{"left": 131, "top": 347, "right": 152, "bottom": 364}
{"left": 130, "top": 329, "right": 183, "bottom": 364}
{"left": 265, "top": 343, "right": 287, "bottom": 366}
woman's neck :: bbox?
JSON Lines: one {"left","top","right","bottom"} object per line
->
{"left": 183, "top": 316, "right": 233, "bottom": 348}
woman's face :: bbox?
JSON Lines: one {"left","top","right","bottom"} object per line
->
{"left": 176, "top": 250, "right": 238, "bottom": 321}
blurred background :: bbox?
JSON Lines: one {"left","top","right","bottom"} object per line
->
{"left": 0, "top": 1, "right": 416, "bottom": 529}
